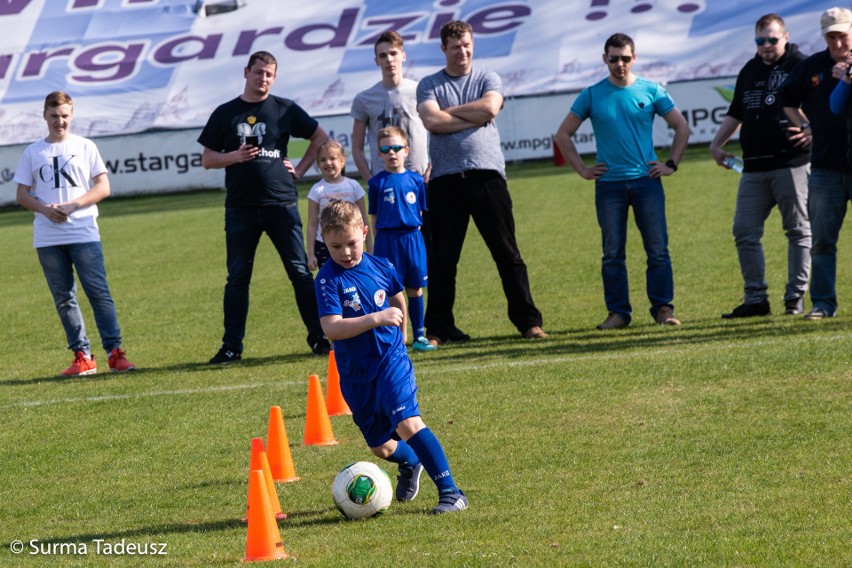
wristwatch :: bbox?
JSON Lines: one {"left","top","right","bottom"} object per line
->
{"left": 800, "top": 121, "right": 810, "bottom": 131}
{"left": 665, "top": 159, "right": 678, "bottom": 172}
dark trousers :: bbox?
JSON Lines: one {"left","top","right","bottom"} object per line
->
{"left": 425, "top": 170, "right": 542, "bottom": 338}
{"left": 222, "top": 204, "right": 323, "bottom": 351}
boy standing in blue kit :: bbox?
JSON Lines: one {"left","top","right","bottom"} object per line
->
{"left": 315, "top": 200, "right": 468, "bottom": 514}
{"left": 368, "top": 126, "right": 435, "bottom": 352}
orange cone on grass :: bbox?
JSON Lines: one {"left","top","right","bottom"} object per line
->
{"left": 246, "top": 437, "right": 286, "bottom": 521}
{"left": 243, "top": 469, "right": 289, "bottom": 562}
{"left": 304, "top": 374, "right": 338, "bottom": 446}
{"left": 325, "top": 350, "right": 351, "bottom": 416}
{"left": 266, "top": 406, "right": 300, "bottom": 483}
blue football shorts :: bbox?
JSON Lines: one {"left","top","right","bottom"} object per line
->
{"left": 373, "top": 229, "right": 428, "bottom": 289}
{"left": 340, "top": 349, "right": 421, "bottom": 447}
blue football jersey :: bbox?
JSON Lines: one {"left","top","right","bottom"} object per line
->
{"left": 367, "top": 170, "right": 426, "bottom": 230}
{"left": 315, "top": 253, "right": 406, "bottom": 383}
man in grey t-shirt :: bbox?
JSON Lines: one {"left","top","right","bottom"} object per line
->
{"left": 351, "top": 31, "right": 429, "bottom": 180}
{"left": 416, "top": 20, "right": 546, "bottom": 344}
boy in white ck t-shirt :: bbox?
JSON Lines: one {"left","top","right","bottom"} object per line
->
{"left": 15, "top": 91, "right": 136, "bottom": 377}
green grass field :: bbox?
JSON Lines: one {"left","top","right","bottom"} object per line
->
{"left": 1, "top": 146, "right": 850, "bottom": 566}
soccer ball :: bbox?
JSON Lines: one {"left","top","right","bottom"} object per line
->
{"left": 332, "top": 461, "right": 393, "bottom": 520}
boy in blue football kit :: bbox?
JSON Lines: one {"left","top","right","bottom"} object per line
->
{"left": 315, "top": 199, "right": 467, "bottom": 514}
{"left": 368, "top": 126, "right": 435, "bottom": 352}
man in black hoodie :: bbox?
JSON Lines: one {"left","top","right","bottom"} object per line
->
{"left": 710, "top": 13, "right": 811, "bottom": 319}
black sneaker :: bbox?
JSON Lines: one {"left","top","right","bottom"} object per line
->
{"left": 208, "top": 345, "right": 241, "bottom": 364}
{"left": 310, "top": 337, "right": 331, "bottom": 355}
{"left": 448, "top": 326, "right": 471, "bottom": 343}
{"left": 784, "top": 297, "right": 804, "bottom": 315}
{"left": 396, "top": 463, "right": 424, "bottom": 502}
{"left": 722, "top": 301, "right": 770, "bottom": 319}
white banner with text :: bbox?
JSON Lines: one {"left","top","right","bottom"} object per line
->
{"left": 0, "top": 0, "right": 835, "bottom": 147}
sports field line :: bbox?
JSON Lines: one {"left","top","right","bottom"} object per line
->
{"left": 5, "top": 330, "right": 848, "bottom": 410}
{"left": 8, "top": 382, "right": 269, "bottom": 409}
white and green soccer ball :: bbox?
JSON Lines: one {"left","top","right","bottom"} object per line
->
{"left": 332, "top": 461, "right": 393, "bottom": 520}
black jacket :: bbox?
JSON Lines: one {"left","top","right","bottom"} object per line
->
{"left": 778, "top": 48, "right": 847, "bottom": 170}
{"left": 728, "top": 43, "right": 809, "bottom": 172}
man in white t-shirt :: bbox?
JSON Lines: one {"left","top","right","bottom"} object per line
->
{"left": 15, "top": 91, "right": 135, "bottom": 377}
{"left": 350, "top": 31, "right": 474, "bottom": 342}
{"left": 350, "top": 30, "right": 429, "bottom": 181}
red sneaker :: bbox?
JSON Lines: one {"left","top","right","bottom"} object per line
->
{"left": 61, "top": 351, "right": 97, "bottom": 377}
{"left": 108, "top": 348, "right": 136, "bottom": 373}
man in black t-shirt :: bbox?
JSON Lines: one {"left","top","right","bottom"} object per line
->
{"left": 780, "top": 7, "right": 852, "bottom": 320}
{"left": 198, "top": 51, "right": 330, "bottom": 362}
{"left": 709, "top": 13, "right": 811, "bottom": 319}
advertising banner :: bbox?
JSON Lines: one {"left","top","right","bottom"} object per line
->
{"left": 0, "top": 0, "right": 836, "bottom": 146}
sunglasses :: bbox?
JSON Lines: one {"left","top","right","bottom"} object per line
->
{"left": 754, "top": 37, "right": 780, "bottom": 46}
{"left": 379, "top": 144, "right": 406, "bottom": 154}
{"left": 607, "top": 55, "right": 633, "bottom": 64}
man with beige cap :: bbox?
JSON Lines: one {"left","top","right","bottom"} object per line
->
{"left": 779, "top": 7, "right": 852, "bottom": 319}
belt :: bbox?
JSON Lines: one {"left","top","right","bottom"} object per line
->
{"left": 442, "top": 169, "right": 497, "bottom": 179}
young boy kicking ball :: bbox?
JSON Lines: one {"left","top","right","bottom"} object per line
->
{"left": 315, "top": 199, "right": 467, "bottom": 513}
{"left": 368, "top": 126, "right": 435, "bottom": 352}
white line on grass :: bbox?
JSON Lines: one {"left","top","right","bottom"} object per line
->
{"left": 6, "top": 331, "right": 850, "bottom": 409}
{"left": 9, "top": 382, "right": 269, "bottom": 409}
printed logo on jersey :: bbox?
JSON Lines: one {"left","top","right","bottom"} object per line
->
{"left": 237, "top": 119, "right": 266, "bottom": 146}
{"left": 405, "top": 191, "right": 417, "bottom": 204}
{"left": 343, "top": 290, "right": 362, "bottom": 312}
{"left": 765, "top": 68, "right": 787, "bottom": 105}
{"left": 38, "top": 155, "right": 81, "bottom": 189}
{"left": 374, "top": 289, "right": 386, "bottom": 307}
{"left": 810, "top": 73, "right": 822, "bottom": 89}
{"left": 767, "top": 69, "right": 788, "bottom": 94}
{"left": 383, "top": 187, "right": 396, "bottom": 205}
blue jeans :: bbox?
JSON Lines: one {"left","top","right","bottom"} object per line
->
{"left": 222, "top": 205, "right": 323, "bottom": 352}
{"left": 37, "top": 241, "right": 122, "bottom": 355}
{"left": 808, "top": 168, "right": 852, "bottom": 315}
{"left": 595, "top": 176, "right": 674, "bottom": 322}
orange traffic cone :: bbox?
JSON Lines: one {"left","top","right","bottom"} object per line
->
{"left": 246, "top": 438, "right": 286, "bottom": 521}
{"left": 325, "top": 350, "right": 351, "bottom": 416}
{"left": 304, "top": 374, "right": 338, "bottom": 446}
{"left": 243, "top": 469, "right": 289, "bottom": 562}
{"left": 267, "top": 406, "right": 300, "bottom": 483}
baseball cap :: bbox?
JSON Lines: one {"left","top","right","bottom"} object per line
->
{"left": 821, "top": 7, "right": 852, "bottom": 35}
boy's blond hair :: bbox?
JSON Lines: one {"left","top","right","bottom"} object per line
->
{"left": 320, "top": 199, "right": 364, "bottom": 238}
{"left": 377, "top": 125, "right": 408, "bottom": 146}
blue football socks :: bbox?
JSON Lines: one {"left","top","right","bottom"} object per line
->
{"left": 406, "top": 428, "right": 456, "bottom": 493}
{"left": 386, "top": 439, "right": 420, "bottom": 467}
{"left": 408, "top": 294, "right": 426, "bottom": 339}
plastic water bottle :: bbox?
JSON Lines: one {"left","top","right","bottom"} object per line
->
{"left": 723, "top": 156, "right": 744, "bottom": 173}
